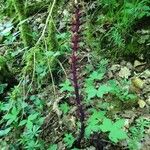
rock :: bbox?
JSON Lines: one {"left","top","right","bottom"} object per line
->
{"left": 131, "top": 77, "right": 144, "bottom": 89}
{"left": 118, "top": 67, "right": 131, "bottom": 79}
{"left": 138, "top": 99, "right": 146, "bottom": 108}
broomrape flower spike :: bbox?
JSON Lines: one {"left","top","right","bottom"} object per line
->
{"left": 70, "top": 2, "right": 85, "bottom": 148}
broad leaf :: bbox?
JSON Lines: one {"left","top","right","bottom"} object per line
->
{"left": 97, "top": 84, "right": 112, "bottom": 98}
{"left": 85, "top": 86, "right": 97, "bottom": 100}
{"left": 99, "top": 118, "right": 113, "bottom": 132}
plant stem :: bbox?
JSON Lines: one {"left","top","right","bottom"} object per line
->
{"left": 71, "top": 4, "right": 85, "bottom": 147}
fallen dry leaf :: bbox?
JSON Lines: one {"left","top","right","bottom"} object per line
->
{"left": 134, "top": 60, "right": 146, "bottom": 68}
{"left": 118, "top": 67, "right": 131, "bottom": 79}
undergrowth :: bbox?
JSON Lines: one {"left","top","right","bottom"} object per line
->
{"left": 0, "top": 0, "right": 149, "bottom": 150}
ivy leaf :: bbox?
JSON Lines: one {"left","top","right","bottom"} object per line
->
{"left": 97, "top": 84, "right": 112, "bottom": 98}
{"left": 63, "top": 133, "right": 75, "bottom": 148}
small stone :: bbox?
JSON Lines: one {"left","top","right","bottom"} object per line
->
{"left": 131, "top": 77, "right": 144, "bottom": 89}
{"left": 138, "top": 99, "right": 146, "bottom": 108}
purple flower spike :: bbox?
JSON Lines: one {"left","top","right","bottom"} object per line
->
{"left": 70, "top": 4, "right": 85, "bottom": 148}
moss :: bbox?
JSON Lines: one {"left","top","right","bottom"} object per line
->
{"left": 12, "top": 0, "right": 33, "bottom": 47}
{"left": 0, "top": 56, "right": 10, "bottom": 83}
{"left": 47, "top": 19, "right": 59, "bottom": 51}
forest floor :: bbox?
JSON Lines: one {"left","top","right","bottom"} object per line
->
{"left": 0, "top": 1, "right": 150, "bottom": 150}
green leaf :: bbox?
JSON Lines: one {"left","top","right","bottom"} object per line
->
{"left": 11, "top": 106, "right": 20, "bottom": 116}
{"left": 0, "top": 127, "right": 12, "bottom": 137}
{"left": 99, "top": 118, "right": 113, "bottom": 132}
{"left": 63, "top": 133, "right": 75, "bottom": 148}
{"left": 60, "top": 79, "right": 74, "bottom": 93}
{"left": 85, "top": 110, "right": 106, "bottom": 138}
{"left": 19, "top": 120, "right": 27, "bottom": 126}
{"left": 89, "top": 71, "right": 104, "bottom": 81}
{"left": 97, "top": 84, "right": 112, "bottom": 98}
{"left": 99, "top": 118, "right": 127, "bottom": 143}
{"left": 113, "top": 119, "right": 125, "bottom": 129}
{"left": 48, "top": 144, "right": 57, "bottom": 150}
{"left": 0, "top": 84, "right": 7, "bottom": 94}
{"left": 109, "top": 127, "right": 128, "bottom": 143}
{"left": 28, "top": 113, "right": 39, "bottom": 121}
{"left": 85, "top": 124, "right": 101, "bottom": 138}
{"left": 87, "top": 110, "right": 106, "bottom": 123}
{"left": 59, "top": 103, "right": 70, "bottom": 114}
{"left": 85, "top": 86, "right": 97, "bottom": 100}
{"left": 3, "top": 106, "right": 19, "bottom": 126}
{"left": 26, "top": 120, "right": 33, "bottom": 130}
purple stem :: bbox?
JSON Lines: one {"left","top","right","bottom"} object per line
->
{"left": 70, "top": 5, "right": 85, "bottom": 147}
